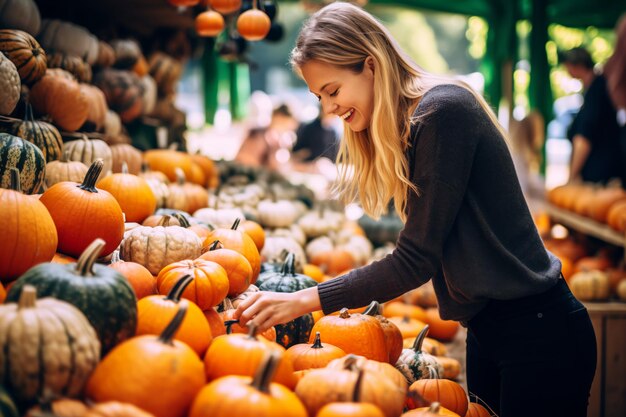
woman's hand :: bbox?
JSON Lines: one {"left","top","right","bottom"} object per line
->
{"left": 233, "top": 286, "right": 321, "bottom": 333}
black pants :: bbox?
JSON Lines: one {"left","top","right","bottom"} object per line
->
{"left": 466, "top": 279, "right": 597, "bottom": 417}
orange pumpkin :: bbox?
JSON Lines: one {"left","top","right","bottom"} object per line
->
{"left": 240, "top": 219, "right": 266, "bottom": 252}
{"left": 203, "top": 218, "right": 261, "bottom": 282}
{"left": 316, "top": 368, "right": 385, "bottom": 417}
{"left": 310, "top": 308, "right": 388, "bottom": 362}
{"left": 197, "top": 240, "right": 252, "bottom": 297}
{"left": 407, "top": 379, "right": 468, "bottom": 416}
{"left": 464, "top": 402, "right": 492, "bottom": 417}
{"left": 189, "top": 153, "right": 217, "bottom": 188}
{"left": 0, "top": 168, "right": 57, "bottom": 282}
{"left": 310, "top": 249, "right": 355, "bottom": 277}
{"left": 97, "top": 163, "right": 157, "bottom": 223}
{"left": 209, "top": 0, "right": 242, "bottom": 14}
{"left": 424, "top": 308, "right": 460, "bottom": 342}
{"left": 285, "top": 331, "right": 346, "bottom": 371}
{"left": 189, "top": 350, "right": 307, "bottom": 417}
{"left": 237, "top": 8, "right": 271, "bottom": 41}
{"left": 326, "top": 354, "right": 408, "bottom": 392}
{"left": 196, "top": 9, "right": 224, "bottom": 36}
{"left": 40, "top": 159, "right": 124, "bottom": 257}
{"left": 0, "top": 282, "right": 6, "bottom": 303}
{"left": 143, "top": 149, "right": 194, "bottom": 182}
{"left": 85, "top": 305, "right": 206, "bottom": 417}
{"left": 109, "top": 251, "right": 156, "bottom": 299}
{"left": 388, "top": 316, "right": 428, "bottom": 340}
{"left": 136, "top": 275, "right": 212, "bottom": 356}
{"left": 203, "top": 306, "right": 226, "bottom": 337}
{"left": 203, "top": 323, "right": 296, "bottom": 389}
{"left": 157, "top": 259, "right": 229, "bottom": 310}
{"left": 403, "top": 403, "right": 460, "bottom": 416}
{"left": 363, "top": 301, "right": 404, "bottom": 364}
{"left": 221, "top": 298, "right": 277, "bottom": 342}
{"left": 0, "top": 29, "right": 47, "bottom": 85}
{"left": 383, "top": 301, "right": 427, "bottom": 322}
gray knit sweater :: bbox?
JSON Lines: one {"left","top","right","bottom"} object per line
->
{"left": 318, "top": 84, "right": 561, "bottom": 322}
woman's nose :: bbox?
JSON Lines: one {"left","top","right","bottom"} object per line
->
{"left": 322, "top": 100, "right": 338, "bottom": 116}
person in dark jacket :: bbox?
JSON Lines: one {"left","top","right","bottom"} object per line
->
{"left": 234, "top": 4, "right": 596, "bottom": 417}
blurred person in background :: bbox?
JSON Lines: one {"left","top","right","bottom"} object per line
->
{"left": 289, "top": 107, "right": 340, "bottom": 175}
{"left": 604, "top": 14, "right": 626, "bottom": 187}
{"left": 560, "top": 47, "right": 622, "bottom": 186}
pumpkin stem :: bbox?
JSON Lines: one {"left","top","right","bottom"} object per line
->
{"left": 158, "top": 304, "right": 188, "bottom": 345}
{"left": 25, "top": 102, "right": 35, "bottom": 123}
{"left": 342, "top": 354, "right": 360, "bottom": 371}
{"left": 60, "top": 149, "right": 71, "bottom": 163}
{"left": 208, "top": 240, "right": 223, "bottom": 251}
{"left": 339, "top": 308, "right": 351, "bottom": 319}
{"left": 171, "top": 212, "right": 190, "bottom": 228}
{"left": 351, "top": 367, "right": 365, "bottom": 403}
{"left": 165, "top": 274, "right": 194, "bottom": 302}
{"left": 157, "top": 215, "right": 172, "bottom": 227}
{"left": 76, "top": 238, "right": 106, "bottom": 276}
{"left": 121, "top": 161, "right": 129, "bottom": 175}
{"left": 231, "top": 217, "right": 241, "bottom": 230}
{"left": 18, "top": 285, "right": 37, "bottom": 309}
{"left": 250, "top": 350, "right": 282, "bottom": 393}
{"left": 362, "top": 301, "right": 381, "bottom": 316}
{"left": 411, "top": 324, "right": 430, "bottom": 353}
{"left": 280, "top": 252, "right": 296, "bottom": 276}
{"left": 224, "top": 319, "right": 238, "bottom": 334}
{"left": 311, "top": 331, "right": 324, "bottom": 349}
{"left": 429, "top": 403, "right": 442, "bottom": 413}
{"left": 317, "top": 202, "right": 326, "bottom": 218}
{"left": 78, "top": 159, "right": 104, "bottom": 193}
{"left": 406, "top": 388, "right": 432, "bottom": 408}
{"left": 246, "top": 321, "right": 260, "bottom": 339}
{"left": 110, "top": 250, "right": 122, "bottom": 264}
{"left": 175, "top": 167, "right": 186, "bottom": 185}
{"left": 8, "top": 167, "right": 21, "bottom": 192}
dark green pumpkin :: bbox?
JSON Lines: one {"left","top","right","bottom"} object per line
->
{"left": 9, "top": 104, "right": 62, "bottom": 162}
{"left": 256, "top": 252, "right": 316, "bottom": 348}
{"left": 0, "top": 386, "right": 19, "bottom": 417}
{"left": 0, "top": 132, "right": 45, "bottom": 194}
{"left": 6, "top": 238, "right": 137, "bottom": 356}
{"left": 357, "top": 201, "right": 404, "bottom": 247}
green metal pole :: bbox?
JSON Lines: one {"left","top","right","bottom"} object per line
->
{"left": 201, "top": 38, "right": 219, "bottom": 125}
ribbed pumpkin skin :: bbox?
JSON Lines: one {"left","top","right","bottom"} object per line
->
{"left": 40, "top": 160, "right": 124, "bottom": 258}
{"left": 93, "top": 68, "right": 143, "bottom": 123}
{"left": 45, "top": 152, "right": 88, "bottom": 187}
{"left": 148, "top": 52, "right": 182, "bottom": 97}
{"left": 256, "top": 254, "right": 317, "bottom": 348}
{"left": 0, "top": 51, "right": 20, "bottom": 116}
{"left": 0, "top": 132, "right": 45, "bottom": 194}
{"left": 110, "top": 143, "right": 143, "bottom": 174}
{"left": 407, "top": 379, "right": 468, "bottom": 417}
{"left": 0, "top": 287, "right": 101, "bottom": 403}
{"left": 46, "top": 52, "right": 92, "bottom": 83}
{"left": 0, "top": 169, "right": 57, "bottom": 282}
{"left": 97, "top": 172, "right": 157, "bottom": 223}
{"left": 0, "top": 29, "right": 46, "bottom": 85}
{"left": 62, "top": 137, "right": 112, "bottom": 181}
{"left": 6, "top": 255, "right": 137, "bottom": 355}
{"left": 12, "top": 106, "right": 63, "bottom": 162}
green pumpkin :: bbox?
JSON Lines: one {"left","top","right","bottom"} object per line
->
{"left": 6, "top": 239, "right": 137, "bottom": 356}
{"left": 256, "top": 252, "right": 317, "bottom": 348}
{"left": 394, "top": 324, "right": 443, "bottom": 384}
{"left": 0, "top": 132, "right": 45, "bottom": 194}
{"left": 10, "top": 104, "right": 63, "bottom": 163}
{"left": 0, "top": 386, "right": 19, "bottom": 417}
{"left": 357, "top": 202, "right": 404, "bottom": 247}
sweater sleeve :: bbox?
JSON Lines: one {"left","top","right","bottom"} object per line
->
{"left": 318, "top": 85, "right": 485, "bottom": 314}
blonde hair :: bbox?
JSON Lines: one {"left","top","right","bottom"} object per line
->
{"left": 291, "top": 2, "right": 504, "bottom": 221}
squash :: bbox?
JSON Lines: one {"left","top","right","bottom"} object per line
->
{"left": 298, "top": 204, "right": 344, "bottom": 239}
{"left": 310, "top": 308, "right": 388, "bottom": 362}
{"left": 363, "top": 301, "right": 404, "bottom": 364}
{"left": 97, "top": 163, "right": 157, "bottom": 223}
{"left": 96, "top": 40, "right": 116, "bottom": 68}
{"left": 0, "top": 0, "right": 41, "bottom": 36}
{"left": 237, "top": 8, "right": 271, "bottom": 41}
{"left": 198, "top": 240, "right": 253, "bottom": 297}
{"left": 285, "top": 331, "right": 346, "bottom": 371}
{"left": 62, "top": 136, "right": 112, "bottom": 181}
{"left": 148, "top": 52, "right": 182, "bottom": 98}
{"left": 0, "top": 29, "right": 46, "bottom": 85}
{"left": 37, "top": 19, "right": 98, "bottom": 65}
{"left": 0, "top": 51, "right": 20, "bottom": 115}
{"left": 0, "top": 132, "right": 45, "bottom": 194}
{"left": 190, "top": 350, "right": 307, "bottom": 417}
{"left": 316, "top": 368, "right": 386, "bottom": 417}
{"left": 109, "top": 251, "right": 156, "bottom": 300}
{"left": 110, "top": 39, "right": 142, "bottom": 69}
{"left": 40, "top": 159, "right": 124, "bottom": 257}
{"left": 6, "top": 239, "right": 137, "bottom": 355}
{"left": 403, "top": 403, "right": 460, "bottom": 416}
{"left": 0, "top": 168, "right": 57, "bottom": 282}
{"left": 46, "top": 52, "right": 92, "bottom": 83}
{"left": 120, "top": 215, "right": 202, "bottom": 275}
{"left": 569, "top": 269, "right": 610, "bottom": 301}
{"left": 395, "top": 325, "right": 444, "bottom": 385}
{"left": 30, "top": 68, "right": 89, "bottom": 131}
{"left": 93, "top": 68, "right": 144, "bottom": 123}
{"left": 327, "top": 354, "right": 408, "bottom": 392}
{"left": 156, "top": 258, "right": 229, "bottom": 310}
{"left": 0, "top": 285, "right": 100, "bottom": 403}
{"left": 407, "top": 379, "right": 468, "bottom": 416}
{"left": 85, "top": 305, "right": 206, "bottom": 417}
{"left": 10, "top": 103, "right": 62, "bottom": 162}
{"left": 256, "top": 252, "right": 317, "bottom": 348}
{"left": 45, "top": 149, "right": 88, "bottom": 187}
{"left": 256, "top": 197, "right": 300, "bottom": 228}
{"left": 80, "top": 84, "right": 108, "bottom": 131}
{"left": 137, "top": 275, "right": 212, "bottom": 357}
{"left": 464, "top": 402, "right": 492, "bottom": 417}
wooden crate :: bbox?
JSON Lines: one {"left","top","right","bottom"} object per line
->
{"left": 585, "top": 302, "right": 626, "bottom": 417}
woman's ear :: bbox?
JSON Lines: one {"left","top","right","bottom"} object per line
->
{"left": 365, "top": 56, "right": 375, "bottom": 74}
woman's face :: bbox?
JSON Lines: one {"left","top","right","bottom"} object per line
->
{"left": 300, "top": 59, "right": 375, "bottom": 132}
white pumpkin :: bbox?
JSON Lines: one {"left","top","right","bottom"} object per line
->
{"left": 0, "top": 51, "right": 20, "bottom": 115}
{"left": 193, "top": 206, "right": 246, "bottom": 228}
{"left": 256, "top": 198, "right": 300, "bottom": 228}
{"left": 570, "top": 269, "right": 610, "bottom": 301}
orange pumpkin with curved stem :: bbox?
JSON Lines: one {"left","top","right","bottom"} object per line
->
{"left": 203, "top": 218, "right": 261, "bottom": 282}
{"left": 0, "top": 168, "right": 57, "bottom": 282}
{"left": 403, "top": 403, "right": 460, "bottom": 416}
{"left": 137, "top": 275, "right": 212, "bottom": 356}
{"left": 190, "top": 350, "right": 306, "bottom": 417}
{"left": 309, "top": 308, "right": 388, "bottom": 362}
{"left": 285, "top": 331, "right": 346, "bottom": 371}
{"left": 316, "top": 368, "right": 385, "bottom": 417}
{"left": 85, "top": 305, "right": 206, "bottom": 417}
{"left": 363, "top": 301, "right": 404, "bottom": 364}
{"left": 109, "top": 251, "right": 156, "bottom": 299}
{"left": 407, "top": 378, "right": 468, "bottom": 416}
{"left": 40, "top": 159, "right": 124, "bottom": 258}
{"left": 198, "top": 240, "right": 252, "bottom": 297}
{"left": 157, "top": 258, "right": 229, "bottom": 310}
{"left": 203, "top": 323, "right": 296, "bottom": 389}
